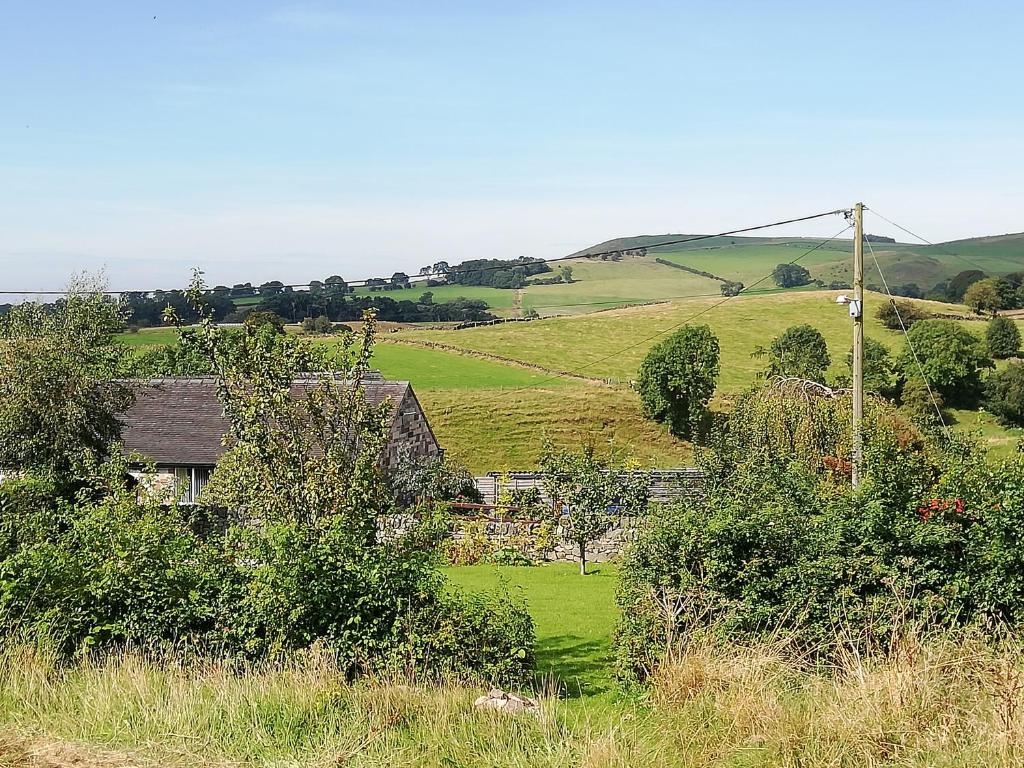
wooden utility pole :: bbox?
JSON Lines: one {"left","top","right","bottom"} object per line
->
{"left": 852, "top": 202, "right": 864, "bottom": 488}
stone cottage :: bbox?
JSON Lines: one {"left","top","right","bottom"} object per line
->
{"left": 118, "top": 372, "right": 440, "bottom": 503}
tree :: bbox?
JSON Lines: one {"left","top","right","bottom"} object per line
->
{"left": 637, "top": 325, "right": 720, "bottom": 439}
{"left": 876, "top": 298, "right": 928, "bottom": 330}
{"left": 987, "top": 316, "right": 1022, "bottom": 359}
{"left": 390, "top": 272, "right": 411, "bottom": 290}
{"left": 964, "top": 278, "right": 1003, "bottom": 316}
{"left": 896, "top": 319, "right": 993, "bottom": 406}
{"left": 0, "top": 280, "right": 133, "bottom": 481}
{"left": 244, "top": 310, "right": 285, "bottom": 334}
{"left": 771, "top": 263, "right": 812, "bottom": 288}
{"left": 418, "top": 291, "right": 434, "bottom": 306}
{"left": 946, "top": 270, "right": 987, "bottom": 302}
{"left": 559, "top": 266, "right": 574, "bottom": 284}
{"left": 258, "top": 280, "right": 285, "bottom": 297}
{"left": 324, "top": 276, "right": 347, "bottom": 295}
{"left": 985, "top": 362, "right": 1024, "bottom": 427}
{"left": 539, "top": 442, "right": 648, "bottom": 575}
{"left": 757, "top": 324, "right": 830, "bottom": 382}
{"left": 846, "top": 337, "right": 896, "bottom": 396}
{"left": 720, "top": 281, "right": 744, "bottom": 297}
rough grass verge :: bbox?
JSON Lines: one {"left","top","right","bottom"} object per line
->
{"left": 3, "top": 631, "right": 1024, "bottom": 767}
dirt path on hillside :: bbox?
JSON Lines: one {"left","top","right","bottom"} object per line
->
{"left": 380, "top": 338, "right": 621, "bottom": 387}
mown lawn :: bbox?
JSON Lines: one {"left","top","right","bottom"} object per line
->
{"left": 444, "top": 562, "right": 620, "bottom": 701}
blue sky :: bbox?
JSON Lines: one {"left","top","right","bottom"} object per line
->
{"left": 1, "top": 1, "right": 1022, "bottom": 292}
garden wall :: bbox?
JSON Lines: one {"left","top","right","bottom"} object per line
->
{"left": 380, "top": 513, "right": 643, "bottom": 563}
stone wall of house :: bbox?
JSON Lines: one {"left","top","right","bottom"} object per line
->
{"left": 379, "top": 513, "right": 643, "bottom": 563}
{"left": 385, "top": 390, "right": 441, "bottom": 468}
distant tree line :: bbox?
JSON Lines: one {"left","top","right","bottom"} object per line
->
{"left": 442, "top": 257, "right": 550, "bottom": 289}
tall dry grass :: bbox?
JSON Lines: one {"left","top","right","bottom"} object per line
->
{"left": 1, "top": 634, "right": 1023, "bottom": 767}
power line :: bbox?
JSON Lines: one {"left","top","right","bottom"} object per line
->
{"left": 509, "top": 223, "right": 855, "bottom": 392}
{"left": 0, "top": 208, "right": 849, "bottom": 298}
{"left": 862, "top": 236, "right": 950, "bottom": 438}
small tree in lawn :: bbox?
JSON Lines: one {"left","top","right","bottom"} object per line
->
{"left": 539, "top": 441, "right": 648, "bottom": 575}
{"left": 755, "top": 324, "right": 831, "bottom": 383}
{"left": 637, "top": 325, "right": 720, "bottom": 439}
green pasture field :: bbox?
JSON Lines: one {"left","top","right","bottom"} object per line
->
{"left": 370, "top": 342, "right": 562, "bottom": 391}
{"left": 418, "top": 383, "right": 688, "bottom": 472}
{"left": 409, "top": 290, "right": 928, "bottom": 389}
{"left": 444, "top": 562, "right": 620, "bottom": 702}
{"left": 116, "top": 326, "right": 179, "bottom": 346}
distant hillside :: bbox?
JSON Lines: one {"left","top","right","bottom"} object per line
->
{"left": 571, "top": 231, "right": 1024, "bottom": 297}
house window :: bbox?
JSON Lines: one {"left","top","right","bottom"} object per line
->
{"left": 173, "top": 466, "right": 213, "bottom": 505}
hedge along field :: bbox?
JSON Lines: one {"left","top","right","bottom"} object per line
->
{"left": 351, "top": 283, "right": 519, "bottom": 312}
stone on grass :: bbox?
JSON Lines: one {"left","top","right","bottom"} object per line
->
{"left": 473, "top": 689, "right": 540, "bottom": 715}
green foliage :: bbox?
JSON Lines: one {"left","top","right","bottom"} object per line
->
{"left": 771, "top": 263, "right": 812, "bottom": 288}
{"left": 539, "top": 441, "right": 648, "bottom": 575}
{"left": 900, "top": 376, "right": 947, "bottom": 431}
{"left": 985, "top": 362, "right": 1024, "bottom": 427}
{"left": 756, "top": 324, "right": 830, "bottom": 382}
{"left": 484, "top": 548, "right": 535, "bottom": 567}
{"left": 963, "top": 278, "right": 1003, "bottom": 316}
{"left": 946, "top": 269, "right": 987, "bottom": 302}
{"left": 845, "top": 337, "right": 896, "bottom": 395}
{"left": 986, "top": 316, "right": 1021, "bottom": 359}
{"left": 301, "top": 315, "right": 334, "bottom": 334}
{"left": 244, "top": 310, "right": 285, "bottom": 334}
{"left": 0, "top": 456, "right": 219, "bottom": 657}
{"left": 616, "top": 386, "right": 1024, "bottom": 683}
{"left": 636, "top": 325, "right": 720, "bottom": 439}
{"left": 875, "top": 298, "right": 928, "bottom": 330}
{"left": 390, "top": 450, "right": 482, "bottom": 507}
{"left": 896, "top": 319, "right": 993, "bottom": 406}
{"left": 0, "top": 280, "right": 132, "bottom": 481}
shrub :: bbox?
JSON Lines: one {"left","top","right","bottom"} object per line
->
{"left": 845, "top": 337, "right": 896, "bottom": 396}
{"left": 394, "top": 589, "right": 535, "bottom": 687}
{"left": 985, "top": 362, "right": 1024, "bottom": 427}
{"left": 875, "top": 298, "right": 928, "bottom": 330}
{"left": 485, "top": 547, "right": 535, "bottom": 567}
{"left": 756, "top": 324, "right": 830, "bottom": 382}
{"left": 986, "top": 316, "right": 1021, "bottom": 359}
{"left": 637, "top": 325, "right": 720, "bottom": 439}
{"left": 616, "top": 388, "right": 1024, "bottom": 683}
{"left": 896, "top": 319, "right": 993, "bottom": 406}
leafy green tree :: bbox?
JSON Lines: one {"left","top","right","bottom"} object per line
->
{"left": 964, "top": 277, "right": 1003, "bottom": 316}
{"left": 986, "top": 316, "right": 1022, "bottom": 359}
{"left": 896, "top": 319, "right": 993, "bottom": 406}
{"left": 559, "top": 265, "right": 574, "bottom": 284}
{"left": 539, "top": 442, "right": 648, "bottom": 575}
{"left": 846, "top": 337, "right": 896, "bottom": 395}
{"left": 900, "top": 377, "right": 947, "bottom": 431}
{"left": 637, "top": 325, "right": 720, "bottom": 439}
{"left": 0, "top": 280, "right": 132, "bottom": 481}
{"left": 985, "top": 362, "right": 1024, "bottom": 427}
{"left": 244, "top": 310, "right": 285, "bottom": 334}
{"left": 771, "top": 263, "right": 812, "bottom": 288}
{"left": 757, "top": 324, "right": 831, "bottom": 382}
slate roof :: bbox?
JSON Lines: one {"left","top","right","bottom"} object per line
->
{"left": 119, "top": 376, "right": 413, "bottom": 466}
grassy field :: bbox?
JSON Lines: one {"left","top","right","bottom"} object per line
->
{"left": 116, "top": 326, "right": 180, "bottom": 346}
{"left": 371, "top": 342, "right": 562, "bottom": 390}
{"left": 444, "top": 563, "right": 619, "bottom": 700}
{"left": 5, "top": 562, "right": 1024, "bottom": 766}
{"left": 419, "top": 383, "right": 688, "bottom": 472}
{"left": 409, "top": 290, "right": 935, "bottom": 389}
